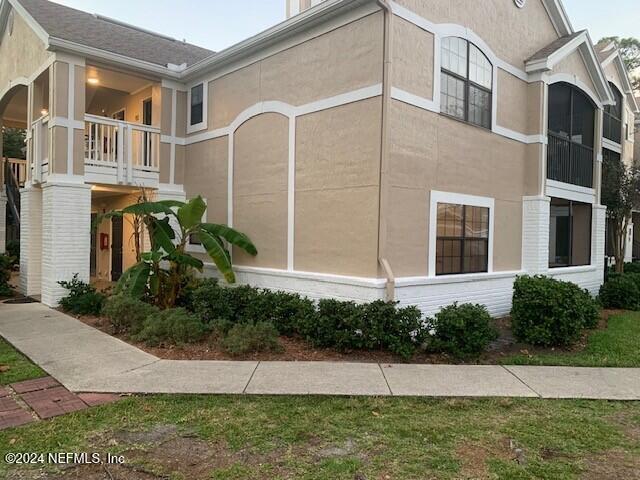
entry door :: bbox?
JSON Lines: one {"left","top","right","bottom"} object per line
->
{"left": 111, "top": 216, "right": 124, "bottom": 282}
{"left": 142, "top": 99, "right": 152, "bottom": 167}
{"left": 90, "top": 213, "right": 97, "bottom": 277}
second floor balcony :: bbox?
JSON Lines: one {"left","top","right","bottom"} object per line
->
{"left": 547, "top": 132, "right": 594, "bottom": 188}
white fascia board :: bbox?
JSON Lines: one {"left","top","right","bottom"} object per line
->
{"left": 47, "top": 36, "right": 181, "bottom": 80}
{"left": 541, "top": 0, "right": 573, "bottom": 36}
{"left": 180, "top": 0, "right": 367, "bottom": 81}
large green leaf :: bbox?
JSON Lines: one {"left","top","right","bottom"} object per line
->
{"left": 199, "top": 230, "right": 235, "bottom": 283}
{"left": 122, "top": 202, "right": 175, "bottom": 217}
{"left": 140, "top": 251, "right": 164, "bottom": 264}
{"left": 167, "top": 251, "right": 204, "bottom": 270}
{"left": 156, "top": 199, "right": 186, "bottom": 209}
{"left": 200, "top": 223, "right": 257, "bottom": 256}
{"left": 115, "top": 262, "right": 151, "bottom": 298}
{"left": 178, "top": 196, "right": 207, "bottom": 230}
{"left": 149, "top": 217, "right": 176, "bottom": 254}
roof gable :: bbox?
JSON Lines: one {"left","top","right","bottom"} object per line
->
{"left": 525, "top": 29, "right": 614, "bottom": 107}
{"left": 598, "top": 45, "right": 639, "bottom": 113}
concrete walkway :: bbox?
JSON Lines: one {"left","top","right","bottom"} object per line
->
{"left": 1, "top": 302, "right": 640, "bottom": 400}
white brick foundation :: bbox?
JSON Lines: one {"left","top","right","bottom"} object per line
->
{"left": 40, "top": 181, "right": 92, "bottom": 307}
{"left": 522, "top": 195, "right": 550, "bottom": 275}
{"left": 19, "top": 185, "right": 43, "bottom": 297}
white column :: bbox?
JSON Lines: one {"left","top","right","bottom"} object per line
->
{"left": 522, "top": 195, "right": 551, "bottom": 274}
{"left": 592, "top": 204, "right": 607, "bottom": 285}
{"left": 155, "top": 185, "right": 186, "bottom": 240}
{"left": 40, "top": 181, "right": 91, "bottom": 307}
{"left": 19, "top": 185, "right": 43, "bottom": 297}
{"left": 624, "top": 221, "right": 634, "bottom": 263}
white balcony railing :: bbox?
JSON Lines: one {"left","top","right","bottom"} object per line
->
{"left": 84, "top": 114, "right": 160, "bottom": 186}
{"left": 30, "top": 115, "right": 49, "bottom": 183}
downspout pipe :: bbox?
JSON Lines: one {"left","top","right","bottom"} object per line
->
{"left": 376, "top": 0, "right": 395, "bottom": 301}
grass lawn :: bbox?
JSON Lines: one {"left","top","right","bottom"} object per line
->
{"left": 501, "top": 311, "right": 640, "bottom": 368}
{"left": 0, "top": 337, "right": 45, "bottom": 385}
{"left": 0, "top": 337, "right": 638, "bottom": 479}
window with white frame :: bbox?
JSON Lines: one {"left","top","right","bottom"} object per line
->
{"left": 189, "top": 83, "right": 204, "bottom": 127}
{"left": 440, "top": 37, "right": 493, "bottom": 129}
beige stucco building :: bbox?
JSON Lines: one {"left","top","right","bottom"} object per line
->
{"left": 0, "top": 0, "right": 637, "bottom": 313}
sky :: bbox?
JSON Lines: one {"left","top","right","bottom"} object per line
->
{"left": 50, "top": 0, "right": 639, "bottom": 53}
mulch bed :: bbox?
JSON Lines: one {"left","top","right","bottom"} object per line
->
{"left": 74, "top": 310, "right": 618, "bottom": 365}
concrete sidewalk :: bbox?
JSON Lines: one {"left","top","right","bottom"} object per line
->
{"left": 1, "top": 302, "right": 640, "bottom": 400}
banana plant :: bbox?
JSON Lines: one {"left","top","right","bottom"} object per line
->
{"left": 108, "top": 196, "right": 257, "bottom": 309}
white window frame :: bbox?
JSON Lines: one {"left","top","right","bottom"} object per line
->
{"left": 187, "top": 82, "right": 207, "bottom": 134}
{"left": 185, "top": 197, "right": 207, "bottom": 253}
{"left": 428, "top": 190, "right": 495, "bottom": 277}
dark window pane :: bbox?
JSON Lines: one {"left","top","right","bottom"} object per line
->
{"left": 436, "top": 239, "right": 462, "bottom": 275}
{"left": 548, "top": 83, "right": 571, "bottom": 138}
{"left": 440, "top": 72, "right": 465, "bottom": 120}
{"left": 463, "top": 239, "right": 488, "bottom": 273}
{"left": 189, "top": 233, "right": 202, "bottom": 245}
{"left": 572, "top": 90, "right": 594, "bottom": 147}
{"left": 469, "top": 85, "right": 491, "bottom": 128}
{"left": 190, "top": 84, "right": 204, "bottom": 125}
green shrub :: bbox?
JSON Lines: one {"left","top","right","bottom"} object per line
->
{"left": 599, "top": 273, "right": 640, "bottom": 310}
{"left": 221, "top": 321, "right": 282, "bottom": 355}
{"left": 0, "top": 254, "right": 13, "bottom": 297}
{"left": 58, "top": 274, "right": 105, "bottom": 315}
{"left": 102, "top": 294, "right": 159, "bottom": 335}
{"left": 511, "top": 275, "right": 599, "bottom": 347}
{"left": 134, "top": 308, "right": 206, "bottom": 346}
{"left": 249, "top": 290, "right": 317, "bottom": 336}
{"left": 427, "top": 303, "right": 498, "bottom": 359}
{"left": 304, "top": 299, "right": 426, "bottom": 359}
{"left": 5, "top": 241, "right": 19, "bottom": 266}
{"left": 620, "top": 262, "right": 640, "bottom": 274}
{"left": 174, "top": 274, "right": 206, "bottom": 312}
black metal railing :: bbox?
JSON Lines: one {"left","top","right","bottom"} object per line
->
{"left": 603, "top": 113, "right": 622, "bottom": 144}
{"left": 547, "top": 133, "right": 593, "bottom": 188}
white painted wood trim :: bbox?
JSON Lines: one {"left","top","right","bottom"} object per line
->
{"left": 186, "top": 81, "right": 208, "bottom": 134}
{"left": 287, "top": 116, "right": 296, "bottom": 271}
{"left": 428, "top": 190, "right": 495, "bottom": 278}
{"left": 170, "top": 88, "right": 177, "bottom": 184}
{"left": 546, "top": 73, "right": 603, "bottom": 110}
{"left": 67, "top": 63, "right": 75, "bottom": 175}
{"left": 602, "top": 137, "right": 622, "bottom": 153}
{"left": 545, "top": 179, "right": 596, "bottom": 204}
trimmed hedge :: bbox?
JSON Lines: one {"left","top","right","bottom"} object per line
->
{"left": 102, "top": 294, "right": 159, "bottom": 335}
{"left": 599, "top": 273, "right": 640, "bottom": 310}
{"left": 134, "top": 308, "right": 206, "bottom": 346}
{"left": 192, "top": 280, "right": 427, "bottom": 359}
{"left": 0, "top": 254, "right": 13, "bottom": 297}
{"left": 221, "top": 321, "right": 282, "bottom": 356}
{"left": 427, "top": 303, "right": 498, "bottom": 359}
{"left": 511, "top": 275, "right": 599, "bottom": 347}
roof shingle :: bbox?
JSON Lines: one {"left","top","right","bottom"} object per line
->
{"left": 17, "top": 0, "right": 214, "bottom": 67}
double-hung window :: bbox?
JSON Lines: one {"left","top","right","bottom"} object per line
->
{"left": 189, "top": 83, "right": 204, "bottom": 128}
{"left": 440, "top": 37, "right": 493, "bottom": 129}
{"left": 436, "top": 203, "right": 490, "bottom": 275}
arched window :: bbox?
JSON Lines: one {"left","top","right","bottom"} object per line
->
{"left": 603, "top": 82, "right": 623, "bottom": 143}
{"left": 440, "top": 37, "right": 493, "bottom": 129}
{"left": 547, "top": 82, "right": 595, "bottom": 187}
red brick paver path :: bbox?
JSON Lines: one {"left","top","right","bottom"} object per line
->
{"left": 0, "top": 377, "right": 120, "bottom": 429}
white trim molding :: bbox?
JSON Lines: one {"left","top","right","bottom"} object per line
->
{"left": 602, "top": 137, "right": 622, "bottom": 153}
{"left": 186, "top": 81, "right": 208, "bottom": 134}
{"left": 427, "top": 190, "right": 495, "bottom": 278}
{"left": 545, "top": 179, "right": 596, "bottom": 204}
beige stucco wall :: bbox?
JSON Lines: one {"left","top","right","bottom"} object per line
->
{"left": 394, "top": 0, "right": 558, "bottom": 69}
{"left": 497, "top": 72, "right": 546, "bottom": 136}
{"left": 233, "top": 113, "right": 289, "bottom": 269}
{"left": 200, "top": 12, "right": 384, "bottom": 132}
{"left": 552, "top": 49, "right": 597, "bottom": 98}
{"left": 295, "top": 98, "right": 382, "bottom": 277}
{"left": 384, "top": 100, "right": 528, "bottom": 277}
{"left": 391, "top": 17, "right": 434, "bottom": 100}
{"left": 0, "top": 11, "right": 50, "bottom": 96}
{"left": 184, "top": 136, "right": 228, "bottom": 225}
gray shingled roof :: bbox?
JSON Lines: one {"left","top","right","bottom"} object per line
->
{"left": 18, "top": 0, "right": 215, "bottom": 67}
{"left": 526, "top": 30, "right": 585, "bottom": 63}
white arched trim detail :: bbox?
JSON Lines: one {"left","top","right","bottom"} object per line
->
{"left": 0, "top": 76, "right": 28, "bottom": 105}
{"left": 546, "top": 73, "right": 603, "bottom": 110}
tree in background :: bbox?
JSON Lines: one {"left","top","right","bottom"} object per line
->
{"left": 601, "top": 154, "right": 640, "bottom": 272}
{"left": 1, "top": 128, "right": 26, "bottom": 159}
{"left": 599, "top": 36, "right": 640, "bottom": 91}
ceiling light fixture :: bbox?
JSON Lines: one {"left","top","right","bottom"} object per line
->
{"left": 40, "top": 108, "right": 48, "bottom": 116}
{"left": 87, "top": 77, "right": 99, "bottom": 85}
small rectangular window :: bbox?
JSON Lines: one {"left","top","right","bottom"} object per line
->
{"left": 190, "top": 84, "right": 204, "bottom": 126}
{"left": 436, "top": 203, "right": 489, "bottom": 275}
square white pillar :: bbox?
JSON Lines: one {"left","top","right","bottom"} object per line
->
{"left": 522, "top": 195, "right": 550, "bottom": 274}
{"left": 19, "top": 185, "right": 43, "bottom": 297}
{"left": 592, "top": 204, "right": 607, "bottom": 277}
{"left": 41, "top": 181, "right": 92, "bottom": 307}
